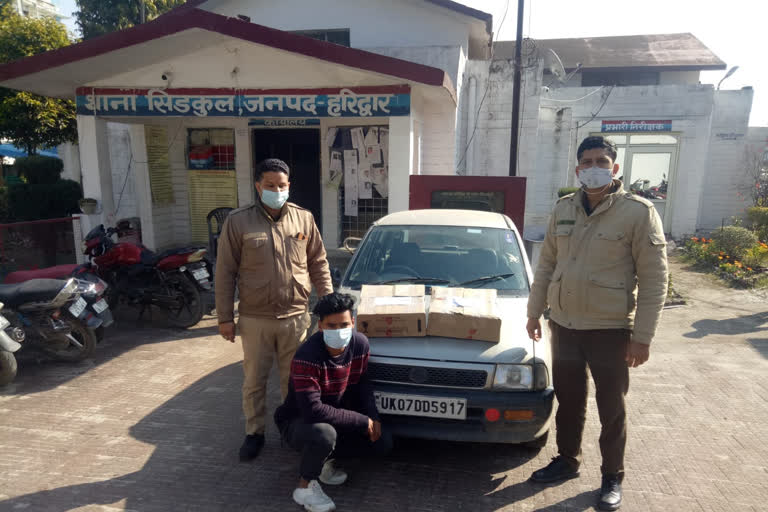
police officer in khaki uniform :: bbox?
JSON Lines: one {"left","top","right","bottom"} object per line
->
{"left": 526, "top": 136, "right": 668, "bottom": 511}
{"left": 216, "top": 158, "right": 333, "bottom": 461}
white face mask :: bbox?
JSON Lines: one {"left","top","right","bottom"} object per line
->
{"left": 323, "top": 327, "right": 353, "bottom": 350}
{"left": 260, "top": 188, "right": 289, "bottom": 209}
{"left": 578, "top": 166, "right": 614, "bottom": 189}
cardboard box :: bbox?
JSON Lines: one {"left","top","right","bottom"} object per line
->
{"left": 428, "top": 288, "right": 502, "bottom": 343}
{"left": 357, "top": 285, "right": 426, "bottom": 338}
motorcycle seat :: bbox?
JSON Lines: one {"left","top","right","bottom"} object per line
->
{"left": 142, "top": 246, "right": 204, "bottom": 266}
{"left": 0, "top": 279, "right": 69, "bottom": 308}
{"left": 3, "top": 264, "right": 79, "bottom": 284}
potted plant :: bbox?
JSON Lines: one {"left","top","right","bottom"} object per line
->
{"left": 78, "top": 198, "right": 99, "bottom": 215}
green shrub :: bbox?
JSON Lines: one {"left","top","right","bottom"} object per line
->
{"left": 13, "top": 155, "right": 64, "bottom": 185}
{"left": 747, "top": 207, "right": 768, "bottom": 241}
{"left": 557, "top": 187, "right": 580, "bottom": 198}
{"left": 8, "top": 179, "right": 82, "bottom": 221}
{"left": 710, "top": 226, "right": 758, "bottom": 261}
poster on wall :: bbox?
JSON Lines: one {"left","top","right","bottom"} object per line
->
{"left": 329, "top": 150, "right": 343, "bottom": 187}
{"left": 358, "top": 157, "right": 373, "bottom": 200}
{"left": 144, "top": 125, "right": 174, "bottom": 205}
{"left": 343, "top": 149, "right": 359, "bottom": 216}
{"left": 188, "top": 170, "right": 238, "bottom": 243}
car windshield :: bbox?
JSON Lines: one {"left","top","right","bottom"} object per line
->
{"left": 342, "top": 225, "right": 529, "bottom": 295}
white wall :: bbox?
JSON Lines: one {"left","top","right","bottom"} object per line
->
{"left": 107, "top": 122, "right": 139, "bottom": 221}
{"left": 58, "top": 142, "right": 81, "bottom": 184}
{"left": 201, "top": 0, "right": 474, "bottom": 51}
{"left": 697, "top": 89, "right": 755, "bottom": 232}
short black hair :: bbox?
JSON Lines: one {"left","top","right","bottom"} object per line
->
{"left": 254, "top": 158, "right": 290, "bottom": 182}
{"left": 577, "top": 136, "right": 618, "bottom": 163}
{"left": 312, "top": 292, "right": 355, "bottom": 321}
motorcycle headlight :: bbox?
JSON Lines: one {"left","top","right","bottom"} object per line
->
{"left": 493, "top": 364, "right": 533, "bottom": 390}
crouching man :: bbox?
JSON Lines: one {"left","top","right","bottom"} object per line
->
{"left": 275, "top": 292, "right": 392, "bottom": 512}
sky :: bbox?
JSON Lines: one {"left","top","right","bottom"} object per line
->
{"left": 55, "top": 0, "right": 767, "bottom": 126}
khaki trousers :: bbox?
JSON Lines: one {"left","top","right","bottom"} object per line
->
{"left": 550, "top": 320, "right": 630, "bottom": 476}
{"left": 238, "top": 313, "right": 310, "bottom": 435}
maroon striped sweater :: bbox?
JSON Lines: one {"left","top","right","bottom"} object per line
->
{"left": 274, "top": 331, "right": 379, "bottom": 433}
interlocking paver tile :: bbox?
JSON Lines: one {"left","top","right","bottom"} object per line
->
{"left": 1, "top": 257, "right": 767, "bottom": 511}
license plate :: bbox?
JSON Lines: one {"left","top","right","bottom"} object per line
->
{"left": 69, "top": 297, "right": 87, "bottom": 317}
{"left": 192, "top": 268, "right": 209, "bottom": 280}
{"left": 93, "top": 299, "right": 109, "bottom": 314}
{"left": 374, "top": 392, "right": 467, "bottom": 420}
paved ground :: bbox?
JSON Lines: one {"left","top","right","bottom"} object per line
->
{"left": 1, "top": 255, "right": 767, "bottom": 511}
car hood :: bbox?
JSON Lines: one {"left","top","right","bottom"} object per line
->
{"left": 343, "top": 289, "right": 539, "bottom": 364}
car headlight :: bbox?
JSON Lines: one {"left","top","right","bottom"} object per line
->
{"left": 493, "top": 364, "right": 533, "bottom": 390}
{"left": 534, "top": 363, "right": 549, "bottom": 391}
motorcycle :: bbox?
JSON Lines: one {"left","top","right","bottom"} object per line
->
{"left": 0, "top": 278, "right": 100, "bottom": 376}
{"left": 4, "top": 266, "right": 114, "bottom": 340}
{"left": 81, "top": 225, "right": 212, "bottom": 328}
{"left": 0, "top": 303, "right": 23, "bottom": 386}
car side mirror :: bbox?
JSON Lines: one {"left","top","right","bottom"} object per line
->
{"left": 331, "top": 267, "right": 343, "bottom": 288}
{"left": 343, "top": 237, "right": 362, "bottom": 254}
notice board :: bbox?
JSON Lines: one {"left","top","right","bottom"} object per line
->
{"left": 188, "top": 170, "right": 238, "bottom": 243}
{"left": 144, "top": 125, "right": 174, "bottom": 205}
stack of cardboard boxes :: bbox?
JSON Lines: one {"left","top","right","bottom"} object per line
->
{"left": 357, "top": 284, "right": 502, "bottom": 342}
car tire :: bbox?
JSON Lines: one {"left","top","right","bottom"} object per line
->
{"left": 522, "top": 430, "right": 549, "bottom": 449}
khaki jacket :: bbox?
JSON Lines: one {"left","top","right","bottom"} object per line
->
{"left": 215, "top": 201, "right": 333, "bottom": 323}
{"left": 527, "top": 183, "right": 668, "bottom": 344}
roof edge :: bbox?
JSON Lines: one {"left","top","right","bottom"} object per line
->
{"left": 0, "top": 7, "right": 456, "bottom": 101}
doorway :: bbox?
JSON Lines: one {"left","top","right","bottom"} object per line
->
{"left": 252, "top": 129, "right": 321, "bottom": 223}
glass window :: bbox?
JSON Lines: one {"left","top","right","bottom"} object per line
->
{"left": 604, "top": 135, "right": 627, "bottom": 145}
{"left": 187, "top": 128, "right": 235, "bottom": 170}
{"left": 627, "top": 153, "right": 671, "bottom": 201}
{"left": 291, "top": 29, "right": 351, "bottom": 47}
{"left": 343, "top": 225, "right": 529, "bottom": 295}
{"left": 630, "top": 135, "right": 678, "bottom": 144}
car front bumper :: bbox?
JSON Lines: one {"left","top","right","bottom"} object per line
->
{"left": 374, "top": 383, "right": 554, "bottom": 444}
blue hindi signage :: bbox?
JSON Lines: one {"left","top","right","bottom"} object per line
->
{"left": 76, "top": 87, "right": 410, "bottom": 118}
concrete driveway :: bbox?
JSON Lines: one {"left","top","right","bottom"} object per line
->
{"left": 0, "top": 256, "right": 766, "bottom": 511}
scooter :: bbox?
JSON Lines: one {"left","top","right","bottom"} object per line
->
{"left": 0, "top": 303, "right": 24, "bottom": 386}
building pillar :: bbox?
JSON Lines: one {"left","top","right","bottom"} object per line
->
{"left": 128, "top": 123, "right": 158, "bottom": 250}
{"left": 388, "top": 115, "right": 414, "bottom": 213}
{"left": 76, "top": 115, "right": 115, "bottom": 227}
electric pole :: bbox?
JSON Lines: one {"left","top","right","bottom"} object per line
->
{"left": 508, "top": 0, "right": 525, "bottom": 177}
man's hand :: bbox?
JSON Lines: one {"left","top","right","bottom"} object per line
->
{"left": 219, "top": 322, "right": 236, "bottom": 343}
{"left": 626, "top": 342, "right": 650, "bottom": 367}
{"left": 367, "top": 418, "right": 382, "bottom": 443}
{"left": 526, "top": 318, "right": 542, "bottom": 341}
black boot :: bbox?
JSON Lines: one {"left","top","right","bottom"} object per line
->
{"left": 239, "top": 434, "right": 265, "bottom": 461}
{"left": 598, "top": 474, "right": 623, "bottom": 510}
{"left": 529, "top": 456, "right": 580, "bottom": 483}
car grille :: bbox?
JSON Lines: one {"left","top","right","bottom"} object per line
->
{"left": 368, "top": 362, "right": 488, "bottom": 388}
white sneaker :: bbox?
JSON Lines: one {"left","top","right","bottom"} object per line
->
{"left": 293, "top": 480, "right": 336, "bottom": 512}
{"left": 319, "top": 459, "right": 348, "bottom": 485}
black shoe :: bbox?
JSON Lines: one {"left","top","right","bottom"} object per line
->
{"left": 529, "top": 456, "right": 580, "bottom": 483}
{"left": 598, "top": 474, "right": 623, "bottom": 511}
{"left": 239, "top": 434, "right": 265, "bottom": 461}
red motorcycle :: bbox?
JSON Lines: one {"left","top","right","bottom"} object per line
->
{"left": 81, "top": 225, "right": 212, "bottom": 328}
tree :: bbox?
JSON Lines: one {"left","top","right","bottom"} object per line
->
{"left": 75, "top": 0, "right": 187, "bottom": 40}
{"left": 0, "top": 6, "right": 77, "bottom": 155}
{"left": 737, "top": 144, "right": 768, "bottom": 207}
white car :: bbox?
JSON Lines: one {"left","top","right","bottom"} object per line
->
{"left": 339, "top": 209, "right": 553, "bottom": 446}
